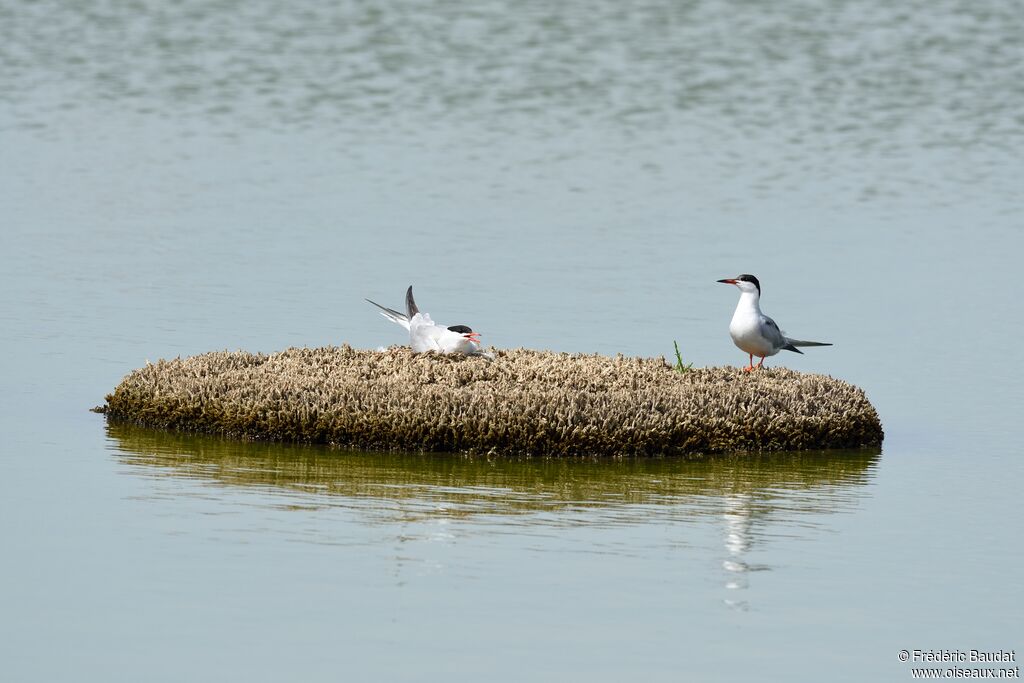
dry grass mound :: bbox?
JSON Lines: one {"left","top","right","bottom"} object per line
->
{"left": 101, "top": 346, "right": 883, "bottom": 457}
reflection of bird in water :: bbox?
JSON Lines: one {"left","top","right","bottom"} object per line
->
{"left": 721, "top": 493, "right": 755, "bottom": 610}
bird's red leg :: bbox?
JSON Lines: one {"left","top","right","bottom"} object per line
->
{"left": 756, "top": 356, "right": 765, "bottom": 369}
{"left": 744, "top": 353, "right": 754, "bottom": 371}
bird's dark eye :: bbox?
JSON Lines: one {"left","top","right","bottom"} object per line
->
{"left": 737, "top": 274, "right": 760, "bottom": 291}
{"left": 447, "top": 325, "right": 473, "bottom": 333}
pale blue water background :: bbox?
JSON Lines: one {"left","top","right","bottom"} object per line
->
{"left": 1, "top": 0, "right": 1022, "bottom": 680}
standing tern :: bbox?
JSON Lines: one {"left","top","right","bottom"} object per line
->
{"left": 717, "top": 274, "right": 832, "bottom": 371}
{"left": 366, "top": 285, "right": 486, "bottom": 356}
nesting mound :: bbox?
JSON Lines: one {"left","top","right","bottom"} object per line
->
{"left": 102, "top": 346, "right": 883, "bottom": 457}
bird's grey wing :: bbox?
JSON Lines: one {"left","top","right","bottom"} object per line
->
{"left": 405, "top": 285, "right": 420, "bottom": 318}
{"left": 759, "top": 315, "right": 797, "bottom": 353}
{"left": 366, "top": 298, "right": 410, "bottom": 328}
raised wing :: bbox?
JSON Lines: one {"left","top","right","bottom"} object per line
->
{"left": 405, "top": 285, "right": 420, "bottom": 318}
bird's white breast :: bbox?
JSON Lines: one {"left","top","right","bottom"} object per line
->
{"left": 728, "top": 295, "right": 776, "bottom": 357}
{"left": 409, "top": 314, "right": 481, "bottom": 355}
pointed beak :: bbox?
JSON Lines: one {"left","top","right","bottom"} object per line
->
{"left": 465, "top": 332, "right": 482, "bottom": 344}
{"left": 717, "top": 278, "right": 738, "bottom": 285}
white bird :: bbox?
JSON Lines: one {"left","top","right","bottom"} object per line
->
{"left": 717, "top": 274, "right": 832, "bottom": 371}
{"left": 366, "top": 285, "right": 486, "bottom": 356}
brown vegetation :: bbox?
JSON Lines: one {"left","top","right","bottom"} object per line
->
{"left": 102, "top": 346, "right": 883, "bottom": 457}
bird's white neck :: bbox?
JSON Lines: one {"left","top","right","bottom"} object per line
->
{"left": 734, "top": 290, "right": 762, "bottom": 318}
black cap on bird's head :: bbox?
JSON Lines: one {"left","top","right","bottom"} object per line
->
{"left": 716, "top": 273, "right": 760, "bottom": 295}
{"left": 448, "top": 324, "right": 481, "bottom": 343}
{"left": 736, "top": 274, "right": 760, "bottom": 294}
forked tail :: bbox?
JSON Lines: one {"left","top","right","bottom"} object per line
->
{"left": 365, "top": 298, "right": 410, "bottom": 330}
{"left": 782, "top": 338, "right": 832, "bottom": 354}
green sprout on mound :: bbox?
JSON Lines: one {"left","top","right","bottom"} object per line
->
{"left": 673, "top": 340, "right": 693, "bottom": 373}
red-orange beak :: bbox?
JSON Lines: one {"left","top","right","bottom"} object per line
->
{"left": 465, "top": 332, "right": 482, "bottom": 344}
{"left": 716, "top": 278, "right": 738, "bottom": 285}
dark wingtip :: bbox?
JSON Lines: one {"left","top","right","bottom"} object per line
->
{"left": 405, "top": 285, "right": 419, "bottom": 318}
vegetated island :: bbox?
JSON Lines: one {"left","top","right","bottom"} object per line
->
{"left": 99, "top": 346, "right": 883, "bottom": 457}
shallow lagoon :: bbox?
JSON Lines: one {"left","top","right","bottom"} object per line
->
{"left": 1, "top": 0, "right": 1022, "bottom": 680}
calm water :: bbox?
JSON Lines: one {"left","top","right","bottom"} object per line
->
{"left": 1, "top": 0, "right": 1022, "bottom": 680}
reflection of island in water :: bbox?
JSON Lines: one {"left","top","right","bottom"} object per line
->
{"left": 107, "top": 422, "right": 880, "bottom": 606}
{"left": 106, "top": 422, "right": 879, "bottom": 517}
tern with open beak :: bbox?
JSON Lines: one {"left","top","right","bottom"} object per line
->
{"left": 366, "top": 285, "right": 486, "bottom": 356}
